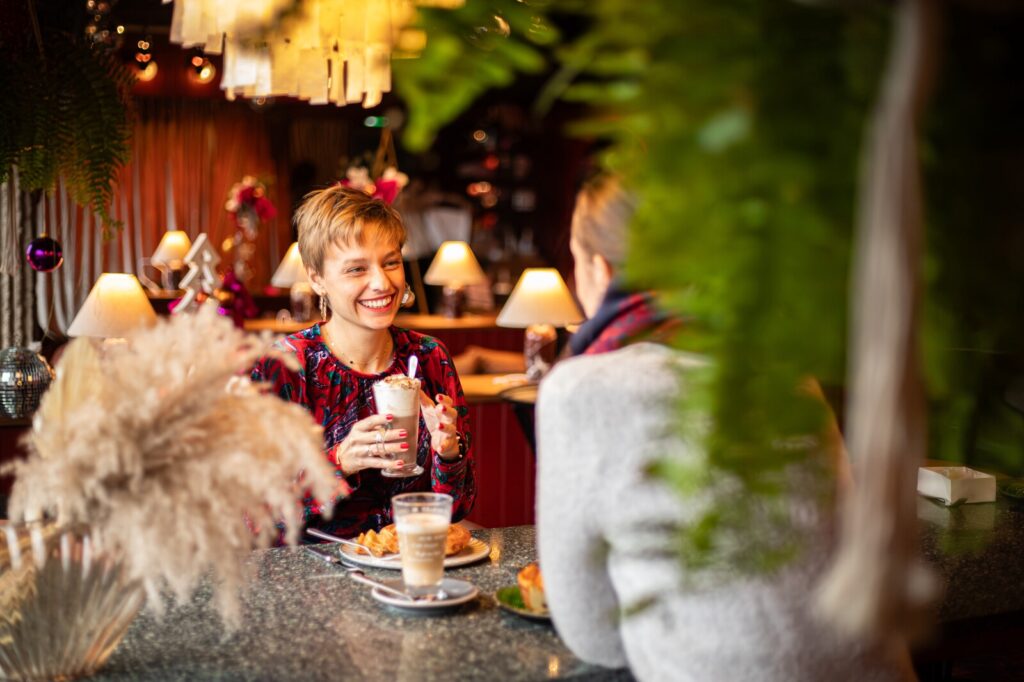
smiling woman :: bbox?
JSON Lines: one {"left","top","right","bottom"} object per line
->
{"left": 251, "top": 186, "right": 475, "bottom": 541}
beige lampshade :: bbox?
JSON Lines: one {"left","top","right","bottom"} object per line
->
{"left": 67, "top": 273, "right": 158, "bottom": 339}
{"left": 151, "top": 230, "right": 192, "bottom": 269}
{"left": 423, "top": 241, "right": 487, "bottom": 287}
{"left": 271, "top": 242, "right": 309, "bottom": 288}
{"left": 496, "top": 268, "right": 583, "bottom": 328}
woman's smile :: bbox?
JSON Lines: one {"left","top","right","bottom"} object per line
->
{"left": 359, "top": 294, "right": 395, "bottom": 311}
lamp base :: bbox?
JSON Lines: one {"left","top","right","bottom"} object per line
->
{"left": 523, "top": 323, "right": 557, "bottom": 381}
{"left": 290, "top": 282, "right": 315, "bottom": 322}
{"left": 439, "top": 285, "right": 466, "bottom": 318}
{"left": 160, "top": 266, "right": 185, "bottom": 291}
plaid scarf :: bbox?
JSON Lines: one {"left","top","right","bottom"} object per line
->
{"left": 569, "top": 285, "right": 678, "bottom": 356}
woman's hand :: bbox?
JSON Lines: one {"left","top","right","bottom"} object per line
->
{"left": 333, "top": 414, "right": 409, "bottom": 476}
{"left": 420, "top": 392, "right": 460, "bottom": 460}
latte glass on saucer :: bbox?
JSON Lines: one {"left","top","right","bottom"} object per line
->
{"left": 392, "top": 493, "right": 452, "bottom": 598}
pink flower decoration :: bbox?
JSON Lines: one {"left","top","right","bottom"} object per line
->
{"left": 226, "top": 177, "right": 277, "bottom": 230}
{"left": 336, "top": 166, "right": 408, "bottom": 205}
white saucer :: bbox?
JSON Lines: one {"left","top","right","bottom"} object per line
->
{"left": 339, "top": 537, "right": 490, "bottom": 570}
{"left": 371, "top": 577, "right": 479, "bottom": 612}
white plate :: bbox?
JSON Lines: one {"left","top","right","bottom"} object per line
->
{"left": 371, "top": 577, "right": 479, "bottom": 612}
{"left": 338, "top": 537, "right": 490, "bottom": 570}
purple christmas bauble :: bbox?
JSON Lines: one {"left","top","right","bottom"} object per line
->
{"left": 26, "top": 235, "right": 64, "bottom": 272}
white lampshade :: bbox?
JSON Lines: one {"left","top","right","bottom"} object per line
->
{"left": 68, "top": 273, "right": 158, "bottom": 339}
{"left": 151, "top": 230, "right": 193, "bottom": 269}
{"left": 423, "top": 241, "right": 487, "bottom": 287}
{"left": 271, "top": 242, "right": 309, "bottom": 288}
{"left": 496, "top": 268, "right": 583, "bottom": 328}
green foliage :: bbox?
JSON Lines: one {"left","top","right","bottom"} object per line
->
{"left": 397, "top": 1, "right": 1024, "bottom": 569}
{"left": 548, "top": 0, "right": 890, "bottom": 572}
{"left": 395, "top": 0, "right": 892, "bottom": 573}
{"left": 392, "top": 0, "right": 558, "bottom": 152}
{"left": 0, "top": 33, "right": 133, "bottom": 237}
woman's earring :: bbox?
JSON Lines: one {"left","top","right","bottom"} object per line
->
{"left": 319, "top": 295, "right": 329, "bottom": 321}
{"left": 401, "top": 284, "right": 415, "bottom": 308}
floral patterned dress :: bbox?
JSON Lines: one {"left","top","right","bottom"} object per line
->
{"left": 252, "top": 324, "right": 475, "bottom": 540}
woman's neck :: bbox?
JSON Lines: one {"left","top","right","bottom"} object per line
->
{"left": 321, "top": 319, "right": 394, "bottom": 374}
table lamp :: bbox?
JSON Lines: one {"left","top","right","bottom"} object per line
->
{"left": 271, "top": 242, "right": 315, "bottom": 322}
{"left": 496, "top": 268, "right": 583, "bottom": 380}
{"left": 151, "top": 230, "right": 193, "bottom": 290}
{"left": 67, "top": 273, "right": 158, "bottom": 340}
{"left": 423, "top": 241, "right": 487, "bottom": 318}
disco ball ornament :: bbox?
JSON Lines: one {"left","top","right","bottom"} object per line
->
{"left": 0, "top": 347, "right": 55, "bottom": 419}
{"left": 26, "top": 235, "right": 64, "bottom": 272}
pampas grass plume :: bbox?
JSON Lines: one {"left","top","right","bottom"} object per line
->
{"left": 7, "top": 307, "right": 338, "bottom": 624}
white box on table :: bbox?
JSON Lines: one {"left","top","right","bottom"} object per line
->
{"left": 917, "top": 466, "right": 996, "bottom": 505}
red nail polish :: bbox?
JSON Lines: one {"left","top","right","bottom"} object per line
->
{"left": 398, "top": 430, "right": 407, "bottom": 438}
{"left": 400, "top": 443, "right": 409, "bottom": 450}
{"left": 386, "top": 414, "right": 393, "bottom": 421}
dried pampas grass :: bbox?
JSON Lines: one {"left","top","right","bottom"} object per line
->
{"left": 6, "top": 306, "right": 338, "bottom": 624}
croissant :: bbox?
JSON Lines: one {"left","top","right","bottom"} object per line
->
{"left": 355, "top": 523, "right": 471, "bottom": 557}
{"left": 444, "top": 523, "right": 472, "bottom": 556}
{"left": 354, "top": 525, "right": 399, "bottom": 556}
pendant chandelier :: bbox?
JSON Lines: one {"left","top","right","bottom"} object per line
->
{"left": 164, "top": 0, "right": 463, "bottom": 108}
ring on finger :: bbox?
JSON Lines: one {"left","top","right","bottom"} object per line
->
{"left": 374, "top": 429, "right": 385, "bottom": 446}
{"left": 375, "top": 440, "right": 387, "bottom": 456}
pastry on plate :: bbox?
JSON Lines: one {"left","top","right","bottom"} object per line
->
{"left": 444, "top": 523, "right": 472, "bottom": 556}
{"left": 354, "top": 525, "right": 399, "bottom": 556}
{"left": 355, "top": 523, "right": 472, "bottom": 557}
{"left": 516, "top": 562, "right": 547, "bottom": 613}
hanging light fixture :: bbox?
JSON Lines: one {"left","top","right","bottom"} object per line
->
{"left": 165, "top": 0, "right": 464, "bottom": 108}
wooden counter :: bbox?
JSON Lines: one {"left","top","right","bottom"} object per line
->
{"left": 244, "top": 313, "right": 503, "bottom": 335}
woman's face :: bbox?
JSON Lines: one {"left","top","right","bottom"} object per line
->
{"left": 311, "top": 232, "right": 405, "bottom": 333}
{"left": 570, "top": 234, "right": 609, "bottom": 319}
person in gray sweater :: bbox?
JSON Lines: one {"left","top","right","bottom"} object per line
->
{"left": 534, "top": 176, "right": 910, "bottom": 681}
{"left": 536, "top": 344, "right": 910, "bottom": 681}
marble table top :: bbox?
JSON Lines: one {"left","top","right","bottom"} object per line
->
{"left": 918, "top": 495, "right": 1024, "bottom": 623}
{"left": 94, "top": 526, "right": 634, "bottom": 682}
{"left": 89, "top": 496, "right": 1024, "bottom": 681}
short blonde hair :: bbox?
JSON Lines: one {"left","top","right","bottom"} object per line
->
{"left": 295, "top": 185, "right": 406, "bottom": 275}
{"left": 570, "top": 175, "right": 636, "bottom": 270}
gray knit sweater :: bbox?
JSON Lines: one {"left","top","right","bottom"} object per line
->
{"left": 536, "top": 343, "right": 906, "bottom": 682}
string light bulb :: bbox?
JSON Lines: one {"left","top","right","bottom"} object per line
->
{"left": 188, "top": 52, "right": 217, "bottom": 84}
{"left": 134, "top": 37, "right": 158, "bottom": 82}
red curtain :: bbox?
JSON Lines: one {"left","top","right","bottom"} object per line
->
{"left": 114, "top": 99, "right": 291, "bottom": 288}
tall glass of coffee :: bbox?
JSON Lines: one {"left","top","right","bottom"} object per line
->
{"left": 373, "top": 375, "right": 423, "bottom": 478}
{"left": 392, "top": 492, "right": 453, "bottom": 598}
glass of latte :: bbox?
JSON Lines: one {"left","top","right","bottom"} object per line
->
{"left": 372, "top": 375, "right": 423, "bottom": 478}
{"left": 392, "top": 492, "right": 453, "bottom": 598}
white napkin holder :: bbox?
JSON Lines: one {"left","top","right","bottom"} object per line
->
{"left": 917, "top": 466, "right": 996, "bottom": 505}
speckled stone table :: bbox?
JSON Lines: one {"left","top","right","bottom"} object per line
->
{"left": 918, "top": 496, "right": 1024, "bottom": 622}
{"left": 86, "top": 500, "right": 1024, "bottom": 681}
{"left": 914, "top": 496, "right": 1024, "bottom": 676}
{"left": 92, "top": 526, "right": 635, "bottom": 682}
